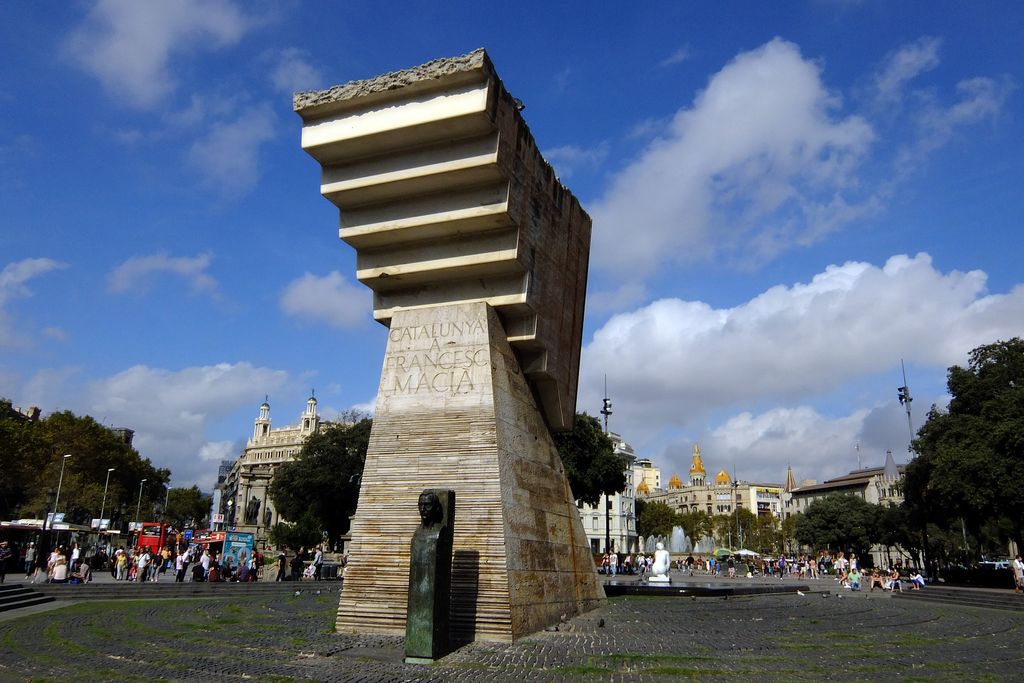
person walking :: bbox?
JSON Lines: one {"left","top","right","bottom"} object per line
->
{"left": 313, "top": 546, "right": 324, "bottom": 581}
{"left": 23, "top": 542, "right": 36, "bottom": 579}
{"left": 0, "top": 541, "right": 11, "bottom": 583}
{"left": 1013, "top": 554, "right": 1024, "bottom": 593}
{"left": 276, "top": 550, "right": 286, "bottom": 581}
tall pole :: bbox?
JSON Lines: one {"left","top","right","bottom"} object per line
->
{"left": 51, "top": 454, "right": 72, "bottom": 527}
{"left": 898, "top": 359, "right": 915, "bottom": 453}
{"left": 135, "top": 479, "right": 147, "bottom": 523}
{"left": 600, "top": 378, "right": 613, "bottom": 554}
{"left": 733, "top": 465, "right": 740, "bottom": 550}
{"left": 99, "top": 467, "right": 115, "bottom": 529}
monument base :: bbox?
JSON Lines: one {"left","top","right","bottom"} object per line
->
{"left": 336, "top": 302, "right": 604, "bottom": 642}
{"left": 648, "top": 575, "right": 671, "bottom": 583}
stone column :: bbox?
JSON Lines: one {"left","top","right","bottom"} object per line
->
{"left": 335, "top": 302, "right": 602, "bottom": 641}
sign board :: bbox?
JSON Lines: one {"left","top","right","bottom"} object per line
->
{"left": 223, "top": 531, "right": 255, "bottom": 572}
{"left": 90, "top": 518, "right": 112, "bottom": 530}
{"left": 211, "top": 513, "right": 225, "bottom": 524}
{"left": 183, "top": 529, "right": 194, "bottom": 541}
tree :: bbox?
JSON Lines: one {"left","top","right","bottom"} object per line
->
{"left": 551, "top": 413, "right": 626, "bottom": 506}
{"left": 636, "top": 501, "right": 678, "bottom": 538}
{"left": 165, "top": 486, "right": 212, "bottom": 529}
{"left": 0, "top": 401, "right": 169, "bottom": 525}
{"left": 268, "top": 416, "right": 371, "bottom": 547}
{"left": 793, "top": 494, "right": 880, "bottom": 558}
{"left": 780, "top": 514, "right": 801, "bottom": 555}
{"left": 268, "top": 512, "right": 324, "bottom": 551}
{"left": 904, "top": 338, "right": 1024, "bottom": 557}
{"left": 678, "top": 510, "right": 714, "bottom": 546}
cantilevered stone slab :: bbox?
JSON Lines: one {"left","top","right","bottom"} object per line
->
{"left": 335, "top": 302, "right": 602, "bottom": 641}
{"left": 294, "top": 49, "right": 590, "bottom": 432}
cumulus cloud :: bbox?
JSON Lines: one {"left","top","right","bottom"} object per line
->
{"left": 107, "top": 252, "right": 218, "bottom": 296}
{"left": 269, "top": 48, "right": 324, "bottom": 94}
{"left": 581, "top": 253, "right": 1024, "bottom": 480}
{"left": 657, "top": 398, "right": 922, "bottom": 487}
{"left": 87, "top": 362, "right": 289, "bottom": 487}
{"left": 545, "top": 142, "right": 609, "bottom": 179}
{"left": 65, "top": 0, "right": 255, "bottom": 109}
{"left": 198, "top": 440, "right": 238, "bottom": 463}
{"left": 0, "top": 258, "right": 69, "bottom": 347}
{"left": 280, "top": 271, "right": 369, "bottom": 329}
{"left": 188, "top": 104, "right": 277, "bottom": 195}
{"left": 590, "top": 38, "right": 875, "bottom": 277}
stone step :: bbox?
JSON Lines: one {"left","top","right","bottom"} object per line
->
{"left": 893, "top": 589, "right": 1024, "bottom": 613}
{"left": 32, "top": 581, "right": 339, "bottom": 601}
{"left": 0, "top": 584, "right": 55, "bottom": 613}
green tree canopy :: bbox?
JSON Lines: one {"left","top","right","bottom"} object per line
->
{"left": 267, "top": 416, "right": 371, "bottom": 547}
{"left": 165, "top": 485, "right": 211, "bottom": 529}
{"left": 551, "top": 413, "right": 626, "bottom": 506}
{"left": 678, "top": 510, "right": 714, "bottom": 546}
{"left": 1, "top": 401, "right": 169, "bottom": 526}
{"left": 636, "top": 500, "right": 679, "bottom": 538}
{"left": 793, "top": 494, "right": 879, "bottom": 557}
{"left": 904, "top": 338, "right": 1024, "bottom": 554}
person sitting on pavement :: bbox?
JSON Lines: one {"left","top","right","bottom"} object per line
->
{"left": 868, "top": 569, "right": 886, "bottom": 591}
{"left": 848, "top": 567, "right": 861, "bottom": 590}
{"left": 909, "top": 571, "right": 925, "bottom": 590}
{"left": 888, "top": 568, "right": 903, "bottom": 592}
{"left": 70, "top": 560, "right": 92, "bottom": 584}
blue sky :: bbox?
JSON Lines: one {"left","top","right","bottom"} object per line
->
{"left": 2, "top": 1, "right": 1022, "bottom": 490}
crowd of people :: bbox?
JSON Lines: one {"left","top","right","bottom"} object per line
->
{"left": 595, "top": 548, "right": 939, "bottom": 592}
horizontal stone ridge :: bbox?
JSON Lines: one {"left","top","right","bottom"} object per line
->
{"left": 294, "top": 49, "right": 489, "bottom": 112}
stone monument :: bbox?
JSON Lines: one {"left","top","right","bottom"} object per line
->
{"left": 405, "top": 489, "right": 455, "bottom": 664}
{"left": 295, "top": 49, "right": 604, "bottom": 642}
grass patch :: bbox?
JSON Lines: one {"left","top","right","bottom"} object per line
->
{"left": 551, "top": 664, "right": 613, "bottom": 675}
{"left": 601, "top": 653, "right": 713, "bottom": 665}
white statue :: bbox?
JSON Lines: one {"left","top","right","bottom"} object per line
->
{"left": 649, "top": 541, "right": 671, "bottom": 583}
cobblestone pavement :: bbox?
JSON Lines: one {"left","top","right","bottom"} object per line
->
{"left": 0, "top": 589, "right": 1021, "bottom": 682}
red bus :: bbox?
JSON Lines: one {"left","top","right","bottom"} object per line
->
{"left": 136, "top": 522, "right": 178, "bottom": 553}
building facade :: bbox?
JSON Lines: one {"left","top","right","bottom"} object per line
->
{"left": 219, "top": 394, "right": 324, "bottom": 547}
{"left": 783, "top": 450, "right": 906, "bottom": 566}
{"left": 639, "top": 445, "right": 784, "bottom": 521}
{"left": 578, "top": 432, "right": 639, "bottom": 554}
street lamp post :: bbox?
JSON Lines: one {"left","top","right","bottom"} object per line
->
{"left": 99, "top": 468, "right": 115, "bottom": 530}
{"left": 48, "top": 454, "right": 72, "bottom": 550}
{"left": 135, "top": 479, "right": 147, "bottom": 523}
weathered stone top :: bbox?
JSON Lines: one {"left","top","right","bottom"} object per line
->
{"left": 293, "top": 49, "right": 490, "bottom": 113}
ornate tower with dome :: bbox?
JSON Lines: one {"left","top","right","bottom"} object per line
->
{"left": 219, "top": 393, "right": 327, "bottom": 547}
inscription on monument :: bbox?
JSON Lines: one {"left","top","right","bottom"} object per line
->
{"left": 380, "top": 319, "right": 489, "bottom": 397}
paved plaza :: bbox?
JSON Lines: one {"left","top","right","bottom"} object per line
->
{"left": 0, "top": 576, "right": 1021, "bottom": 682}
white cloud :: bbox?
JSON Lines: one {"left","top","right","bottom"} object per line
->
{"left": 280, "top": 271, "right": 369, "bottom": 329}
{"left": 895, "top": 76, "right": 1013, "bottom": 175}
{"left": 874, "top": 37, "right": 941, "bottom": 103}
{"left": 65, "top": 0, "right": 255, "bottom": 109}
{"left": 87, "top": 362, "right": 289, "bottom": 487}
{"left": 269, "top": 48, "right": 324, "bottom": 94}
{"left": 580, "top": 253, "right": 1024, "bottom": 479}
{"left": 107, "top": 252, "right": 218, "bottom": 296}
{"left": 0, "top": 258, "right": 69, "bottom": 347}
{"left": 188, "top": 104, "right": 277, "bottom": 195}
{"left": 199, "top": 440, "right": 238, "bottom": 462}
{"left": 660, "top": 46, "right": 692, "bottom": 68}
{"left": 544, "top": 142, "right": 609, "bottom": 178}
{"left": 590, "top": 38, "right": 875, "bottom": 277}
{"left": 587, "top": 281, "right": 648, "bottom": 315}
